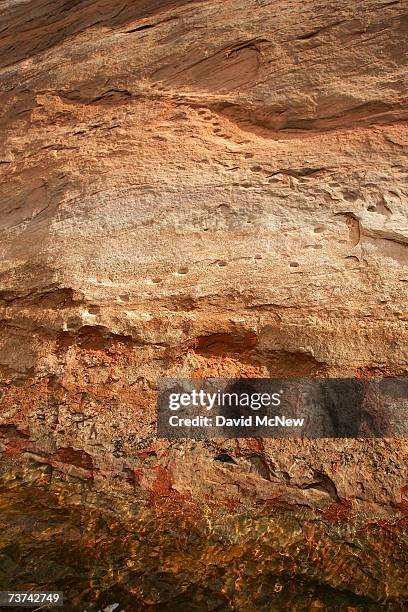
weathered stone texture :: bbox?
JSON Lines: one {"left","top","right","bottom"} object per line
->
{"left": 0, "top": 0, "right": 408, "bottom": 532}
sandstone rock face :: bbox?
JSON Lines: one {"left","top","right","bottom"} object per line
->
{"left": 1, "top": 0, "right": 408, "bottom": 606}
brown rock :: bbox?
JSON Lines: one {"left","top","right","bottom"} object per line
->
{"left": 0, "top": 0, "right": 408, "bottom": 605}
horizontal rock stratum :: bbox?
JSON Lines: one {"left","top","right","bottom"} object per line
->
{"left": 0, "top": 0, "right": 408, "bottom": 606}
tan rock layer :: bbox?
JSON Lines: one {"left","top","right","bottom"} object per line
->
{"left": 0, "top": 0, "right": 408, "bottom": 574}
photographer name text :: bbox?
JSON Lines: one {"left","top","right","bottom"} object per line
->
{"left": 168, "top": 415, "right": 304, "bottom": 428}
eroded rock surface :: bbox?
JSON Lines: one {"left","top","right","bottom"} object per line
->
{"left": 0, "top": 0, "right": 408, "bottom": 606}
